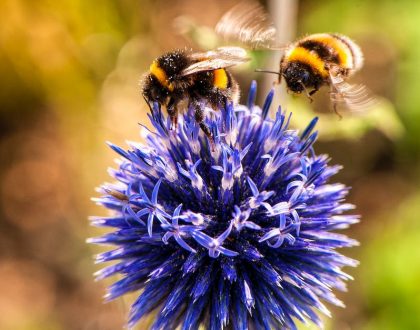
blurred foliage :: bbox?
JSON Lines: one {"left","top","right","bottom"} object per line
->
{"left": 0, "top": 0, "right": 419, "bottom": 329}
{"left": 289, "top": 98, "right": 404, "bottom": 141}
{"left": 360, "top": 193, "right": 420, "bottom": 330}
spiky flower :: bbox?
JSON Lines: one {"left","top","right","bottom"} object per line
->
{"left": 89, "top": 82, "right": 359, "bottom": 330}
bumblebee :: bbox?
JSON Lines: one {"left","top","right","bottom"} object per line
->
{"left": 216, "top": 2, "right": 375, "bottom": 114}
{"left": 142, "top": 47, "right": 247, "bottom": 143}
{"left": 279, "top": 33, "right": 372, "bottom": 113}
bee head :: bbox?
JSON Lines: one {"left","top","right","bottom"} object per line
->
{"left": 142, "top": 74, "right": 170, "bottom": 105}
{"left": 282, "top": 62, "right": 313, "bottom": 93}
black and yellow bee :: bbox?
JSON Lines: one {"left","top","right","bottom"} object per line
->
{"left": 216, "top": 2, "right": 375, "bottom": 114}
{"left": 142, "top": 47, "right": 248, "bottom": 143}
{"left": 279, "top": 33, "right": 371, "bottom": 113}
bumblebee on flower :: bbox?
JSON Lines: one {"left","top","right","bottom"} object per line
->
{"left": 90, "top": 81, "right": 359, "bottom": 330}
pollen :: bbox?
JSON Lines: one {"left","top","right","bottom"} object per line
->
{"left": 213, "top": 68, "right": 228, "bottom": 89}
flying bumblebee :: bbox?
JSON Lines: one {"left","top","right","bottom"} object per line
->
{"left": 141, "top": 46, "right": 248, "bottom": 143}
{"left": 216, "top": 2, "right": 375, "bottom": 114}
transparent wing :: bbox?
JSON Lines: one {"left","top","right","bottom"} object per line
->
{"left": 181, "top": 47, "right": 249, "bottom": 76}
{"left": 329, "top": 72, "right": 377, "bottom": 112}
{"left": 189, "top": 46, "right": 248, "bottom": 61}
{"left": 215, "top": 1, "right": 277, "bottom": 48}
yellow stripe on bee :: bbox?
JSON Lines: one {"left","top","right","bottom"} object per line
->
{"left": 150, "top": 60, "right": 174, "bottom": 91}
{"left": 286, "top": 47, "right": 328, "bottom": 77}
{"left": 213, "top": 68, "right": 228, "bottom": 89}
{"left": 306, "top": 34, "right": 352, "bottom": 68}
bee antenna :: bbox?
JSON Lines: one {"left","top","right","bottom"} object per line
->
{"left": 255, "top": 69, "right": 281, "bottom": 76}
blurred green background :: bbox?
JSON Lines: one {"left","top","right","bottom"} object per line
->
{"left": 0, "top": 0, "right": 419, "bottom": 329}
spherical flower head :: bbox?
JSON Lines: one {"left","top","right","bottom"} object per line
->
{"left": 89, "top": 81, "right": 359, "bottom": 330}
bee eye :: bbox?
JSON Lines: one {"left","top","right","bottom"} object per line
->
{"left": 300, "top": 71, "right": 310, "bottom": 84}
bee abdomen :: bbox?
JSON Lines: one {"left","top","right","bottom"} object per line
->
{"left": 297, "top": 38, "right": 340, "bottom": 65}
{"left": 298, "top": 33, "right": 362, "bottom": 72}
{"left": 330, "top": 33, "right": 364, "bottom": 71}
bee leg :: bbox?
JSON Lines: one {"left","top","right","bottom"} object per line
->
{"left": 167, "top": 108, "right": 177, "bottom": 130}
{"left": 307, "top": 88, "right": 319, "bottom": 103}
{"left": 306, "top": 93, "right": 314, "bottom": 103}
{"left": 309, "top": 88, "right": 318, "bottom": 96}
{"left": 299, "top": 81, "right": 314, "bottom": 103}
{"left": 221, "top": 96, "right": 228, "bottom": 111}
{"left": 167, "top": 98, "right": 179, "bottom": 130}
{"left": 142, "top": 94, "right": 153, "bottom": 112}
{"left": 192, "top": 100, "right": 215, "bottom": 151}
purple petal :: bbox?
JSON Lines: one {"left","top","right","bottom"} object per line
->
{"left": 246, "top": 176, "right": 259, "bottom": 197}
{"left": 174, "top": 235, "right": 197, "bottom": 253}
{"left": 216, "top": 223, "right": 233, "bottom": 243}
{"left": 147, "top": 213, "right": 155, "bottom": 237}
{"left": 217, "top": 246, "right": 239, "bottom": 257}
{"left": 191, "top": 231, "right": 214, "bottom": 249}
{"left": 151, "top": 178, "right": 163, "bottom": 204}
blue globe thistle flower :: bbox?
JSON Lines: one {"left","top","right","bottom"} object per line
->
{"left": 89, "top": 81, "right": 359, "bottom": 330}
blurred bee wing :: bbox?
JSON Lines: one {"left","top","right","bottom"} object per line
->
{"left": 189, "top": 46, "right": 248, "bottom": 61}
{"left": 181, "top": 47, "right": 249, "bottom": 76}
{"left": 329, "top": 72, "right": 377, "bottom": 112}
{"left": 215, "top": 1, "right": 277, "bottom": 49}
